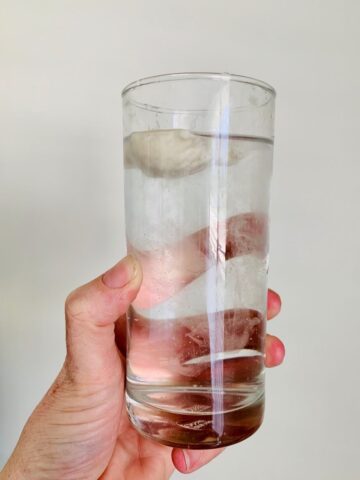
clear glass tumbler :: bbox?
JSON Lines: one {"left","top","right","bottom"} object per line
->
{"left": 122, "top": 72, "right": 275, "bottom": 449}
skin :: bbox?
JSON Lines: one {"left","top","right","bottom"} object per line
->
{"left": 0, "top": 256, "right": 284, "bottom": 480}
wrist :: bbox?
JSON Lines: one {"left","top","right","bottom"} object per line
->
{"left": 1, "top": 456, "right": 27, "bottom": 480}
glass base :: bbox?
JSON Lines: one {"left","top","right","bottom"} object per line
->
{"left": 126, "top": 392, "right": 264, "bottom": 449}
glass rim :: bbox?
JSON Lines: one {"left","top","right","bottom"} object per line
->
{"left": 121, "top": 72, "right": 276, "bottom": 113}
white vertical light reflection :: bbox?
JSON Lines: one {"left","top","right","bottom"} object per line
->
{"left": 206, "top": 77, "right": 231, "bottom": 440}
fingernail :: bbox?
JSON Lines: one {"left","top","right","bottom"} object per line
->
{"left": 182, "top": 450, "right": 190, "bottom": 471}
{"left": 102, "top": 255, "right": 137, "bottom": 289}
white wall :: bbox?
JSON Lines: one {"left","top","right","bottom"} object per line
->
{"left": 1, "top": 1, "right": 359, "bottom": 478}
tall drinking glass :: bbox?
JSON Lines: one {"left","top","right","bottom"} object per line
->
{"left": 122, "top": 73, "right": 275, "bottom": 449}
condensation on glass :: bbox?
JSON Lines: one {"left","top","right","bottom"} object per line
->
{"left": 122, "top": 72, "right": 276, "bottom": 449}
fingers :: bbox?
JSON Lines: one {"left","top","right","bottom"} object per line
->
{"left": 114, "top": 314, "right": 127, "bottom": 357}
{"left": 172, "top": 447, "right": 224, "bottom": 474}
{"left": 265, "top": 334, "right": 285, "bottom": 367}
{"left": 266, "top": 290, "right": 284, "bottom": 366}
{"left": 267, "top": 289, "right": 281, "bottom": 319}
{"left": 115, "top": 290, "right": 284, "bottom": 375}
{"left": 64, "top": 255, "right": 142, "bottom": 382}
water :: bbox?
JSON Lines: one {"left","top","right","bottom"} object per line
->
{"left": 124, "top": 129, "right": 273, "bottom": 448}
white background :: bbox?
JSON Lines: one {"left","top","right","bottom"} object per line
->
{"left": 1, "top": 1, "right": 359, "bottom": 479}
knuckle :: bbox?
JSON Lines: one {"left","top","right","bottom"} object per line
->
{"left": 65, "top": 288, "right": 87, "bottom": 322}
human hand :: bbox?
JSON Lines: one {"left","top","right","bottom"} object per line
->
{"left": 1, "top": 256, "right": 284, "bottom": 480}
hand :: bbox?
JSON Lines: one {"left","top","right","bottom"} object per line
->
{"left": 1, "top": 256, "right": 284, "bottom": 480}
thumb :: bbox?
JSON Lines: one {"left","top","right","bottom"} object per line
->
{"left": 64, "top": 255, "right": 142, "bottom": 382}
